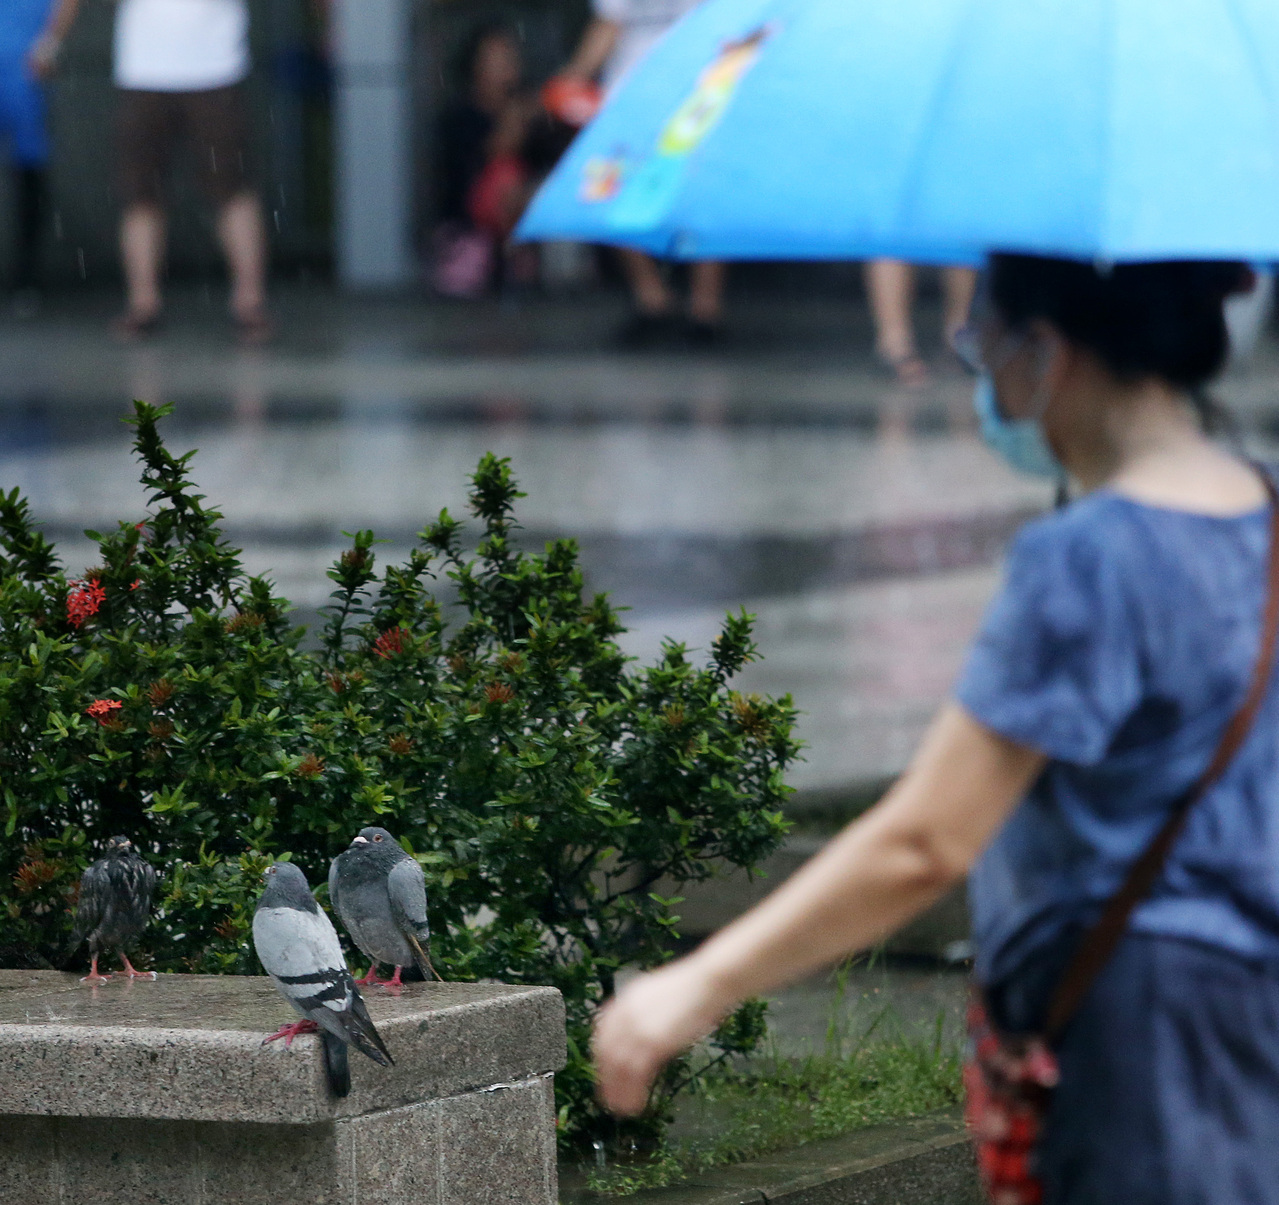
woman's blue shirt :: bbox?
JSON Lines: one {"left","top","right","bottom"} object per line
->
{"left": 958, "top": 486, "right": 1279, "bottom": 986}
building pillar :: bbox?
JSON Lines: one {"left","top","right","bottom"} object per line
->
{"left": 333, "top": 0, "right": 414, "bottom": 289}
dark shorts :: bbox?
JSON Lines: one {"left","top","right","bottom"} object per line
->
{"left": 117, "top": 84, "right": 251, "bottom": 208}
{"left": 989, "top": 933, "right": 1279, "bottom": 1205}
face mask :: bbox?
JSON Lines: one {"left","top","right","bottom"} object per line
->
{"left": 972, "top": 373, "right": 1063, "bottom": 480}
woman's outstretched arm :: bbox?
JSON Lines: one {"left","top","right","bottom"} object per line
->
{"left": 592, "top": 702, "right": 1046, "bottom": 1116}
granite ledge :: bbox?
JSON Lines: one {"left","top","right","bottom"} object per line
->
{"left": 0, "top": 970, "right": 566, "bottom": 1124}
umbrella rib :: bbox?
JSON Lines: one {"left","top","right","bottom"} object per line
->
{"left": 888, "top": 0, "right": 987, "bottom": 241}
{"left": 1221, "top": 0, "right": 1279, "bottom": 185}
{"left": 1098, "top": 0, "right": 1119, "bottom": 259}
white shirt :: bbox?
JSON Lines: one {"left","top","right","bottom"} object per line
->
{"left": 114, "top": 0, "right": 250, "bottom": 92}
{"left": 593, "top": 0, "right": 700, "bottom": 92}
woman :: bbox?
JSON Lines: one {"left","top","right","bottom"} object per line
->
{"left": 594, "top": 255, "right": 1279, "bottom": 1204}
{"left": 434, "top": 23, "right": 537, "bottom": 298}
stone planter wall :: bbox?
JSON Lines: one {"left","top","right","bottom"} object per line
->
{"left": 0, "top": 970, "right": 565, "bottom": 1205}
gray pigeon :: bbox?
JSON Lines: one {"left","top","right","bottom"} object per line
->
{"left": 329, "top": 826, "right": 437, "bottom": 988}
{"left": 71, "top": 835, "right": 158, "bottom": 983}
{"left": 252, "top": 861, "right": 393, "bottom": 1097}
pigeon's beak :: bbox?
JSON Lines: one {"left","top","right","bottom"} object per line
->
{"left": 352, "top": 836, "right": 369, "bottom": 845}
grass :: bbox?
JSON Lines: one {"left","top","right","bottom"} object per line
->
{"left": 584, "top": 961, "right": 963, "bottom": 1196}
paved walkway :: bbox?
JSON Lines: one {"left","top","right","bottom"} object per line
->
{"left": 3, "top": 284, "right": 1277, "bottom": 801}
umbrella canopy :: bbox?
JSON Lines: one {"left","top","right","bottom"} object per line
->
{"left": 517, "top": 0, "right": 1279, "bottom": 263}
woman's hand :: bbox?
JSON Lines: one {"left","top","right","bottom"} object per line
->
{"left": 592, "top": 959, "right": 729, "bottom": 1116}
{"left": 589, "top": 704, "right": 1044, "bottom": 1118}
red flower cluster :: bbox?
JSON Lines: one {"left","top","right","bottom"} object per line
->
{"left": 485, "top": 682, "right": 516, "bottom": 705}
{"left": 66, "top": 578, "right": 106, "bottom": 628}
{"left": 13, "top": 858, "right": 61, "bottom": 895}
{"left": 372, "top": 626, "right": 410, "bottom": 660}
{"left": 85, "top": 699, "right": 123, "bottom": 726}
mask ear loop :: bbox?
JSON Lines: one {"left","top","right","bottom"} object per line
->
{"left": 1025, "top": 335, "right": 1071, "bottom": 508}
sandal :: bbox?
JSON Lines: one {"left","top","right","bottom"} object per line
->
{"left": 878, "top": 351, "right": 930, "bottom": 389}
{"left": 110, "top": 310, "right": 163, "bottom": 343}
{"left": 233, "top": 308, "right": 276, "bottom": 347}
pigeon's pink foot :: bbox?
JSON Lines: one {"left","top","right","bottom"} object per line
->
{"left": 355, "top": 965, "right": 401, "bottom": 987}
{"left": 261, "top": 1019, "right": 320, "bottom": 1049}
{"left": 79, "top": 956, "right": 112, "bottom": 985}
{"left": 381, "top": 966, "right": 405, "bottom": 989}
{"left": 120, "top": 956, "right": 157, "bottom": 981}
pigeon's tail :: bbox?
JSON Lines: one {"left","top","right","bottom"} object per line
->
{"left": 342, "top": 991, "right": 395, "bottom": 1068}
{"left": 405, "top": 932, "right": 443, "bottom": 982}
{"left": 321, "top": 1031, "right": 351, "bottom": 1097}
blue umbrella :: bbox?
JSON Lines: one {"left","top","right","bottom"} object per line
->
{"left": 517, "top": 0, "right": 1279, "bottom": 263}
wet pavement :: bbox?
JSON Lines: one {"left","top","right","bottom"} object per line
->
{"left": 3, "top": 283, "right": 1277, "bottom": 801}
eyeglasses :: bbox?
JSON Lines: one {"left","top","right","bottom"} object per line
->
{"left": 952, "top": 317, "right": 1027, "bottom": 378}
{"left": 952, "top": 322, "right": 984, "bottom": 374}
{"left": 952, "top": 270, "right": 994, "bottom": 374}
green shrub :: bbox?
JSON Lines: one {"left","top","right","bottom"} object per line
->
{"left": 0, "top": 401, "right": 798, "bottom": 1148}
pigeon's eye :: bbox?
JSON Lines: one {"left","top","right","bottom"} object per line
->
{"left": 373, "top": 835, "right": 383, "bottom": 842}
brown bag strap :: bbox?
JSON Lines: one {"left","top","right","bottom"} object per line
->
{"left": 1042, "top": 468, "right": 1279, "bottom": 1041}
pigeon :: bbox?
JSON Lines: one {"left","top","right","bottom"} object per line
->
{"left": 70, "top": 835, "right": 158, "bottom": 983}
{"left": 252, "top": 860, "right": 393, "bottom": 1097}
{"left": 329, "top": 826, "right": 438, "bottom": 988}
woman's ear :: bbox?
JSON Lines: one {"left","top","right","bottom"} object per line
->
{"left": 1027, "top": 320, "right": 1072, "bottom": 400}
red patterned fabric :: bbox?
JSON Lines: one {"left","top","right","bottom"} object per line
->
{"left": 964, "top": 992, "right": 1061, "bottom": 1205}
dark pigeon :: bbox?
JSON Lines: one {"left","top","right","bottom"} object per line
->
{"left": 329, "top": 826, "right": 438, "bottom": 988}
{"left": 71, "top": 835, "right": 158, "bottom": 983}
{"left": 252, "top": 861, "right": 393, "bottom": 1097}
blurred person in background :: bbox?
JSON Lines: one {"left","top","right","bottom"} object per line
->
{"left": 433, "top": 23, "right": 538, "bottom": 299}
{"left": 558, "top": 0, "right": 726, "bottom": 348}
{"left": 866, "top": 258, "right": 977, "bottom": 386}
{"left": 50, "top": 0, "right": 272, "bottom": 343}
{"left": 1, "top": 0, "right": 73, "bottom": 317}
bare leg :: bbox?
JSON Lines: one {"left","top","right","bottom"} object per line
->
{"left": 941, "top": 265, "right": 978, "bottom": 349}
{"left": 80, "top": 953, "right": 111, "bottom": 985}
{"left": 261, "top": 1019, "right": 319, "bottom": 1049}
{"left": 119, "top": 203, "right": 166, "bottom": 324}
{"left": 215, "top": 190, "right": 271, "bottom": 340}
{"left": 619, "top": 249, "right": 672, "bottom": 316}
{"left": 354, "top": 965, "right": 382, "bottom": 986}
{"left": 120, "top": 954, "right": 157, "bottom": 981}
{"left": 864, "top": 258, "right": 927, "bottom": 386}
{"left": 688, "top": 261, "right": 726, "bottom": 326}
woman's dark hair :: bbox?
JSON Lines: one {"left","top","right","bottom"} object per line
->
{"left": 988, "top": 254, "right": 1255, "bottom": 391}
